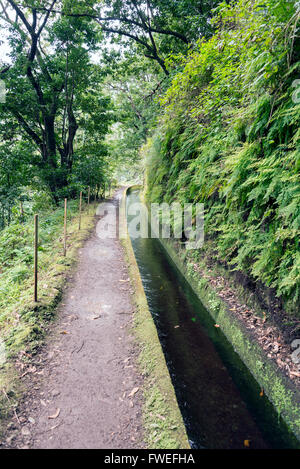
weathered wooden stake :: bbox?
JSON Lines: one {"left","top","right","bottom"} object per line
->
{"left": 88, "top": 186, "right": 90, "bottom": 214}
{"left": 20, "top": 201, "right": 24, "bottom": 224}
{"left": 79, "top": 191, "right": 82, "bottom": 230}
{"left": 20, "top": 201, "right": 24, "bottom": 217}
{"left": 34, "top": 214, "right": 38, "bottom": 302}
{"left": 63, "top": 198, "right": 67, "bottom": 256}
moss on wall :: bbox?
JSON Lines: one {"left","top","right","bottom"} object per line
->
{"left": 159, "top": 237, "right": 300, "bottom": 446}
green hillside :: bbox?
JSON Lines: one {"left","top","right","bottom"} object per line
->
{"left": 145, "top": 0, "right": 300, "bottom": 314}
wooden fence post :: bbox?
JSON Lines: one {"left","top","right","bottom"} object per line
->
{"left": 34, "top": 214, "right": 38, "bottom": 303}
{"left": 79, "top": 191, "right": 82, "bottom": 230}
{"left": 64, "top": 198, "right": 67, "bottom": 256}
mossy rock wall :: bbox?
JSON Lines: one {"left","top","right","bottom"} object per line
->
{"left": 159, "top": 237, "right": 300, "bottom": 445}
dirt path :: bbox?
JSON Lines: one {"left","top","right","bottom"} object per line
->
{"left": 8, "top": 190, "right": 145, "bottom": 449}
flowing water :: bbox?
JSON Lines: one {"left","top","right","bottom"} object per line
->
{"left": 126, "top": 189, "right": 298, "bottom": 449}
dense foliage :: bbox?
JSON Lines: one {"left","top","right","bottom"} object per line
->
{"left": 0, "top": 0, "right": 114, "bottom": 226}
{"left": 145, "top": 0, "right": 300, "bottom": 311}
{"left": 1, "top": 0, "right": 299, "bottom": 312}
{"left": 0, "top": 0, "right": 217, "bottom": 226}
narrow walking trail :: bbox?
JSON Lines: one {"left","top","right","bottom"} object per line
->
{"left": 10, "top": 190, "right": 145, "bottom": 449}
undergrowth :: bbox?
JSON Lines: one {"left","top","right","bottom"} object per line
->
{"left": 145, "top": 0, "right": 300, "bottom": 315}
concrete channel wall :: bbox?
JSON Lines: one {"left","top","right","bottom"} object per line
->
{"left": 159, "top": 236, "right": 300, "bottom": 447}
{"left": 123, "top": 185, "right": 300, "bottom": 447}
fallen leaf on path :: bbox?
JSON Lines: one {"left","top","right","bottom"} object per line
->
{"left": 273, "top": 343, "right": 279, "bottom": 353}
{"left": 20, "top": 366, "right": 37, "bottom": 378}
{"left": 290, "top": 371, "right": 300, "bottom": 378}
{"left": 128, "top": 387, "right": 139, "bottom": 398}
{"left": 59, "top": 331, "right": 69, "bottom": 335}
{"left": 276, "top": 358, "right": 285, "bottom": 367}
{"left": 48, "top": 408, "right": 60, "bottom": 420}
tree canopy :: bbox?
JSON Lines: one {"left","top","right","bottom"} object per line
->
{"left": 0, "top": 0, "right": 299, "bottom": 311}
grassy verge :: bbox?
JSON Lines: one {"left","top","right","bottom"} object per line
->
{"left": 0, "top": 199, "right": 97, "bottom": 435}
{"left": 120, "top": 187, "right": 190, "bottom": 450}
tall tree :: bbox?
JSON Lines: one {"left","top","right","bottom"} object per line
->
{"left": 15, "top": 0, "right": 219, "bottom": 74}
{"left": 0, "top": 1, "right": 112, "bottom": 200}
